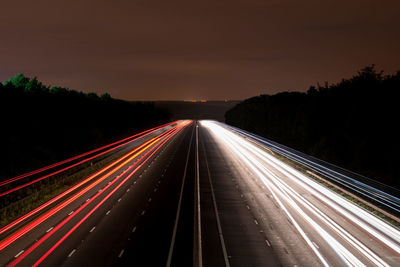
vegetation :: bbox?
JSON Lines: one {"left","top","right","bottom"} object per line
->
{"left": 225, "top": 66, "right": 400, "bottom": 188}
{"left": 0, "top": 73, "right": 170, "bottom": 181}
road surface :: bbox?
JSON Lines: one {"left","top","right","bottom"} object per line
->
{"left": 1, "top": 120, "right": 399, "bottom": 266}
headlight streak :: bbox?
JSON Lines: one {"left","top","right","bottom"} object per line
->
{"left": 246, "top": 144, "right": 400, "bottom": 252}
{"left": 224, "top": 124, "right": 400, "bottom": 214}
{"left": 201, "top": 121, "right": 400, "bottom": 267}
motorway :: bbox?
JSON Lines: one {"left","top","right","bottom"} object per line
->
{"left": 0, "top": 120, "right": 399, "bottom": 266}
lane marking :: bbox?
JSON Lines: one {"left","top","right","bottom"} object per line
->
{"left": 68, "top": 211, "right": 74, "bottom": 216}
{"left": 90, "top": 227, "right": 96, "bottom": 233}
{"left": 148, "top": 198, "right": 152, "bottom": 202}
{"left": 195, "top": 122, "right": 203, "bottom": 267}
{"left": 118, "top": 198, "right": 122, "bottom": 202}
{"left": 118, "top": 249, "right": 124, "bottom": 258}
{"left": 141, "top": 210, "right": 146, "bottom": 216}
{"left": 167, "top": 122, "right": 195, "bottom": 267}
{"left": 254, "top": 219, "right": 259, "bottom": 225}
{"left": 46, "top": 227, "right": 53, "bottom": 233}
{"left": 106, "top": 210, "right": 111, "bottom": 215}
{"left": 265, "top": 240, "right": 271, "bottom": 247}
{"left": 132, "top": 226, "right": 136, "bottom": 233}
{"left": 15, "top": 250, "right": 24, "bottom": 258}
{"left": 201, "top": 129, "right": 230, "bottom": 267}
{"left": 68, "top": 249, "right": 76, "bottom": 257}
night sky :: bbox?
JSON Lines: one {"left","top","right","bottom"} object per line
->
{"left": 1, "top": 0, "right": 399, "bottom": 100}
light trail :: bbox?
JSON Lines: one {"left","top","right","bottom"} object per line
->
{"left": 8, "top": 120, "right": 190, "bottom": 266}
{"left": 223, "top": 124, "right": 400, "bottom": 214}
{"left": 0, "top": 121, "right": 178, "bottom": 188}
{"left": 0, "top": 123, "right": 183, "bottom": 250}
{"left": 201, "top": 120, "right": 400, "bottom": 267}
{"left": 0, "top": 121, "right": 179, "bottom": 196}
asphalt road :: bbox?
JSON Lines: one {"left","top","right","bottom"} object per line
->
{"left": 1, "top": 120, "right": 399, "bottom": 266}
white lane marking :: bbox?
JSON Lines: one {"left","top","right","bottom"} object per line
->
{"left": 134, "top": 181, "right": 137, "bottom": 184}
{"left": 141, "top": 210, "right": 146, "bottom": 215}
{"left": 265, "top": 240, "right": 271, "bottom": 246}
{"left": 148, "top": 198, "right": 152, "bottom": 202}
{"left": 201, "top": 132, "right": 230, "bottom": 267}
{"left": 313, "top": 242, "right": 320, "bottom": 249}
{"left": 254, "top": 219, "right": 259, "bottom": 225}
{"left": 68, "top": 249, "right": 76, "bottom": 257}
{"left": 132, "top": 226, "right": 137, "bottom": 233}
{"left": 118, "top": 249, "right": 124, "bottom": 258}
{"left": 195, "top": 123, "right": 203, "bottom": 267}
{"left": 106, "top": 210, "right": 111, "bottom": 215}
{"left": 90, "top": 226, "right": 96, "bottom": 233}
{"left": 127, "top": 189, "right": 130, "bottom": 192}
{"left": 118, "top": 198, "right": 122, "bottom": 202}
{"left": 167, "top": 123, "right": 195, "bottom": 267}
{"left": 154, "top": 188, "right": 157, "bottom": 192}
{"left": 68, "top": 211, "right": 74, "bottom": 216}
{"left": 86, "top": 198, "right": 90, "bottom": 202}
{"left": 246, "top": 205, "right": 250, "bottom": 210}
{"left": 46, "top": 227, "right": 54, "bottom": 233}
{"left": 15, "top": 250, "right": 24, "bottom": 258}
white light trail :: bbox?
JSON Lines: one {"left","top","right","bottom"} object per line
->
{"left": 201, "top": 120, "right": 400, "bottom": 267}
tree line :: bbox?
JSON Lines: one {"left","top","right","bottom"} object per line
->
{"left": 0, "top": 74, "right": 170, "bottom": 181}
{"left": 225, "top": 66, "right": 399, "bottom": 188}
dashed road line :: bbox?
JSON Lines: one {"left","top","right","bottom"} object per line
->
{"left": 202, "top": 131, "right": 230, "bottom": 267}
{"left": 68, "top": 249, "right": 76, "bottom": 257}
{"left": 15, "top": 250, "right": 24, "bottom": 258}
{"left": 166, "top": 123, "right": 195, "bottom": 267}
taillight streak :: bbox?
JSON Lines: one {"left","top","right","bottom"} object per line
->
{"left": 0, "top": 125, "right": 180, "bottom": 249}
{"left": 0, "top": 121, "right": 179, "bottom": 196}
{"left": 8, "top": 121, "right": 189, "bottom": 267}
{"left": 0, "top": 121, "right": 178, "bottom": 188}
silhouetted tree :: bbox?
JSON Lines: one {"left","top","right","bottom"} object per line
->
{"left": 226, "top": 66, "right": 400, "bottom": 187}
{"left": 0, "top": 74, "right": 170, "bottom": 181}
